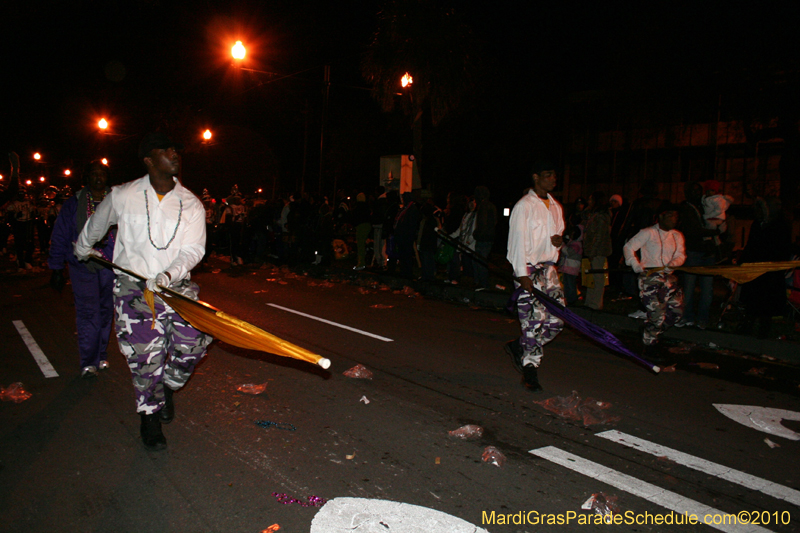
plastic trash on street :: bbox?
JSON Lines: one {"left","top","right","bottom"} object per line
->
{"left": 448, "top": 424, "right": 484, "bottom": 439}
{"left": 237, "top": 383, "right": 268, "bottom": 395}
{"left": 581, "top": 493, "right": 620, "bottom": 516}
{"left": 343, "top": 364, "right": 373, "bottom": 379}
{"left": 481, "top": 446, "right": 506, "bottom": 467}
{"left": 535, "top": 391, "right": 620, "bottom": 426}
{"left": 370, "top": 304, "right": 394, "bottom": 309}
{"left": 0, "top": 382, "right": 32, "bottom": 403}
{"left": 260, "top": 524, "right": 281, "bottom": 532}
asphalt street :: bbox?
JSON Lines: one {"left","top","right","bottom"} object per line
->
{"left": 2, "top": 260, "right": 799, "bottom": 532}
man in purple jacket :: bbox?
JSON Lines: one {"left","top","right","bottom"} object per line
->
{"left": 48, "top": 160, "right": 116, "bottom": 378}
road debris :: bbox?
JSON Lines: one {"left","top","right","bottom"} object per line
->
{"left": 360, "top": 395, "right": 370, "bottom": 404}
{"left": 0, "top": 382, "right": 32, "bottom": 403}
{"left": 343, "top": 364, "right": 373, "bottom": 379}
{"left": 272, "top": 492, "right": 327, "bottom": 507}
{"left": 369, "top": 304, "right": 394, "bottom": 309}
{"left": 535, "top": 391, "right": 620, "bottom": 426}
{"left": 255, "top": 420, "right": 297, "bottom": 431}
{"left": 237, "top": 383, "right": 268, "bottom": 395}
{"left": 448, "top": 424, "right": 484, "bottom": 439}
{"left": 260, "top": 524, "right": 281, "bottom": 532}
{"left": 582, "top": 493, "right": 620, "bottom": 516}
{"left": 764, "top": 438, "right": 780, "bottom": 448}
{"left": 691, "top": 362, "right": 719, "bottom": 370}
{"left": 481, "top": 446, "right": 506, "bottom": 467}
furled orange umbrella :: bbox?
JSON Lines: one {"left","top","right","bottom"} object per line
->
{"left": 92, "top": 257, "right": 330, "bottom": 369}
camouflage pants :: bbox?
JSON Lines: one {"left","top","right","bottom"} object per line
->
{"left": 516, "top": 264, "right": 565, "bottom": 368}
{"left": 638, "top": 271, "right": 683, "bottom": 346}
{"left": 114, "top": 275, "right": 212, "bottom": 414}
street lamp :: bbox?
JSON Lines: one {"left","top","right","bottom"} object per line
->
{"left": 401, "top": 72, "right": 413, "bottom": 88}
{"left": 101, "top": 158, "right": 108, "bottom": 165}
{"left": 33, "top": 152, "right": 41, "bottom": 161}
{"left": 64, "top": 169, "right": 71, "bottom": 176}
{"left": 98, "top": 118, "right": 108, "bottom": 130}
{"left": 231, "top": 40, "right": 246, "bottom": 60}
{"left": 25, "top": 179, "right": 32, "bottom": 185}
{"left": 202, "top": 129, "right": 212, "bottom": 141}
{"left": 39, "top": 176, "right": 46, "bottom": 183}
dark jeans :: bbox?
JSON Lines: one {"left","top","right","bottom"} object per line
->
{"left": 682, "top": 251, "right": 715, "bottom": 325}
{"left": 562, "top": 273, "right": 579, "bottom": 305}
{"left": 473, "top": 241, "right": 493, "bottom": 289}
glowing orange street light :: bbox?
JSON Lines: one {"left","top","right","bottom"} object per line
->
{"left": 39, "top": 176, "right": 46, "bottom": 182}
{"left": 257, "top": 188, "right": 263, "bottom": 193}
{"left": 203, "top": 129, "right": 212, "bottom": 140}
{"left": 232, "top": 40, "right": 246, "bottom": 60}
{"left": 64, "top": 169, "right": 71, "bottom": 176}
{"left": 33, "top": 152, "right": 41, "bottom": 161}
{"left": 101, "top": 158, "right": 108, "bottom": 165}
{"left": 25, "top": 179, "right": 32, "bottom": 185}
{"left": 401, "top": 72, "right": 413, "bottom": 88}
{"left": 0, "top": 174, "right": 4, "bottom": 180}
{"left": 98, "top": 118, "right": 108, "bottom": 130}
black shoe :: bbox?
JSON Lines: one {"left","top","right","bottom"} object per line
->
{"left": 504, "top": 339, "right": 525, "bottom": 374}
{"left": 140, "top": 413, "right": 167, "bottom": 450}
{"left": 160, "top": 386, "right": 174, "bottom": 424}
{"left": 522, "top": 365, "right": 543, "bottom": 392}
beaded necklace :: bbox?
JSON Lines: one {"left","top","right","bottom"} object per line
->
{"left": 144, "top": 190, "right": 182, "bottom": 250}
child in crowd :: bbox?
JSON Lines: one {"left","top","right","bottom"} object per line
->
{"left": 701, "top": 179, "right": 733, "bottom": 245}
{"left": 558, "top": 225, "right": 583, "bottom": 305}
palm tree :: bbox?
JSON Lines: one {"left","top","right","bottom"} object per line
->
{"left": 361, "top": 0, "right": 482, "bottom": 187}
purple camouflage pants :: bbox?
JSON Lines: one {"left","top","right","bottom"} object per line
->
{"left": 638, "top": 270, "right": 683, "bottom": 346}
{"left": 516, "top": 263, "right": 565, "bottom": 368}
{"left": 114, "top": 275, "right": 212, "bottom": 414}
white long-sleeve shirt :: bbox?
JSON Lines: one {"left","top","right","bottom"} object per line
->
{"left": 623, "top": 224, "right": 686, "bottom": 273}
{"left": 506, "top": 189, "right": 565, "bottom": 278}
{"left": 75, "top": 175, "right": 206, "bottom": 283}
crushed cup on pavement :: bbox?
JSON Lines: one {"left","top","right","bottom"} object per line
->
{"left": 360, "top": 395, "right": 370, "bottom": 404}
{"left": 448, "top": 424, "right": 484, "bottom": 439}
{"left": 581, "top": 493, "right": 620, "bottom": 516}
{"left": 0, "top": 382, "right": 32, "bottom": 403}
{"left": 481, "top": 446, "right": 506, "bottom": 467}
{"left": 535, "top": 391, "right": 621, "bottom": 426}
{"left": 237, "top": 383, "right": 268, "bottom": 395}
{"left": 764, "top": 438, "right": 780, "bottom": 448}
{"left": 343, "top": 364, "right": 373, "bottom": 379}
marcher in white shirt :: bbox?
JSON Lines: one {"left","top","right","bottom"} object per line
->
{"left": 623, "top": 203, "right": 686, "bottom": 355}
{"left": 75, "top": 132, "right": 212, "bottom": 450}
{"left": 504, "top": 161, "right": 566, "bottom": 392}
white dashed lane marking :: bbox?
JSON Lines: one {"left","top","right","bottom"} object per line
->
{"left": 13, "top": 320, "right": 59, "bottom": 378}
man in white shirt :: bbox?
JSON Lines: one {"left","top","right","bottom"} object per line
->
{"left": 505, "top": 161, "right": 566, "bottom": 392}
{"left": 623, "top": 203, "right": 686, "bottom": 352}
{"left": 75, "top": 132, "right": 211, "bottom": 450}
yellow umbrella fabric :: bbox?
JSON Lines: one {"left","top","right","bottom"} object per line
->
{"left": 674, "top": 261, "right": 800, "bottom": 284}
{"left": 92, "top": 257, "right": 330, "bottom": 369}
{"left": 156, "top": 291, "right": 330, "bottom": 368}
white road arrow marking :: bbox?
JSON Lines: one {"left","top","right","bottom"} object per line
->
{"left": 597, "top": 430, "right": 800, "bottom": 506}
{"left": 311, "top": 497, "right": 489, "bottom": 533}
{"left": 713, "top": 404, "right": 800, "bottom": 441}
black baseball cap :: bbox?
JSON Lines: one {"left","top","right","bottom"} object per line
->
{"left": 138, "top": 132, "right": 184, "bottom": 160}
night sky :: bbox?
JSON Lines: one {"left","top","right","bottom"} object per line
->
{"left": 2, "top": 1, "right": 796, "bottom": 205}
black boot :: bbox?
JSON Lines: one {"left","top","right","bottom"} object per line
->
{"left": 160, "top": 386, "right": 175, "bottom": 424}
{"left": 504, "top": 339, "right": 524, "bottom": 374}
{"left": 140, "top": 413, "right": 167, "bottom": 450}
{"left": 522, "top": 365, "right": 543, "bottom": 392}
